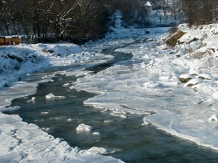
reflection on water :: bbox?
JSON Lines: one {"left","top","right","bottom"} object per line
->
{"left": 5, "top": 74, "right": 218, "bottom": 163}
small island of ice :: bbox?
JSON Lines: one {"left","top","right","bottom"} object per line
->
{"left": 76, "top": 123, "right": 93, "bottom": 132}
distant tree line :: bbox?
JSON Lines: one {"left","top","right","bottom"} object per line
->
{"left": 105, "top": 0, "right": 181, "bottom": 27}
{"left": 0, "top": 0, "right": 108, "bottom": 43}
{"left": 180, "top": 0, "right": 218, "bottom": 26}
{"left": 0, "top": 0, "right": 181, "bottom": 43}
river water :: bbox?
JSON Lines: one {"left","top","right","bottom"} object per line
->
{"left": 4, "top": 40, "right": 218, "bottom": 163}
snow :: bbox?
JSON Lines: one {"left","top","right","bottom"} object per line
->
{"left": 3, "top": 23, "right": 218, "bottom": 162}
{"left": 184, "top": 78, "right": 201, "bottom": 87}
{"left": 179, "top": 74, "right": 193, "bottom": 79}
{"left": 198, "top": 74, "right": 214, "bottom": 80}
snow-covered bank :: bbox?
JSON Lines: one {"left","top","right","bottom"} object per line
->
{"left": 74, "top": 24, "right": 218, "bottom": 151}
{"left": 0, "top": 43, "right": 114, "bottom": 88}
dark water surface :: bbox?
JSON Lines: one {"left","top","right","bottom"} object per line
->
{"left": 5, "top": 43, "right": 218, "bottom": 163}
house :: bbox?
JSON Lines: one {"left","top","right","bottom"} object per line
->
{"left": 0, "top": 35, "right": 42, "bottom": 45}
{"left": 0, "top": 36, "right": 20, "bottom": 46}
{"left": 144, "top": 1, "right": 152, "bottom": 11}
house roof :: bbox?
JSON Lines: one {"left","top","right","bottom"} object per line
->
{"left": 145, "top": 1, "right": 152, "bottom": 7}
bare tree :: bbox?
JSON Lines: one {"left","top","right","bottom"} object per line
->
{"left": 180, "top": 0, "right": 218, "bottom": 26}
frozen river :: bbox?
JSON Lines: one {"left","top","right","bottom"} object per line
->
{"left": 6, "top": 74, "right": 218, "bottom": 163}
{"left": 5, "top": 38, "right": 218, "bottom": 162}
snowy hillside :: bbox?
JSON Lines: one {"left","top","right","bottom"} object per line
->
{"left": 165, "top": 23, "right": 218, "bottom": 98}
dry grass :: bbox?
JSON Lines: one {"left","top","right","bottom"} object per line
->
{"left": 166, "top": 30, "right": 186, "bottom": 47}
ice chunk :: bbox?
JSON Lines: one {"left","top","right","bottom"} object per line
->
{"left": 45, "top": 93, "right": 55, "bottom": 99}
{"left": 76, "top": 123, "right": 93, "bottom": 132}
{"left": 63, "top": 83, "right": 70, "bottom": 87}
{"left": 45, "top": 93, "right": 65, "bottom": 99}
{"left": 87, "top": 147, "right": 108, "bottom": 155}
{"left": 104, "top": 120, "right": 113, "bottom": 123}
{"left": 67, "top": 118, "right": 73, "bottom": 122}
{"left": 41, "top": 127, "right": 50, "bottom": 131}
{"left": 120, "top": 115, "right": 127, "bottom": 118}
{"left": 55, "top": 96, "right": 66, "bottom": 99}
{"left": 27, "top": 97, "right": 36, "bottom": 102}
{"left": 69, "top": 86, "right": 75, "bottom": 89}
{"left": 92, "top": 132, "right": 100, "bottom": 135}
{"left": 40, "top": 112, "right": 49, "bottom": 115}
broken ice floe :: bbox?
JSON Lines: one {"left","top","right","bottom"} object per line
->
{"left": 86, "top": 147, "right": 108, "bottom": 155}
{"left": 92, "top": 132, "right": 100, "bottom": 135}
{"left": 45, "top": 93, "right": 66, "bottom": 99}
{"left": 40, "top": 112, "right": 49, "bottom": 115}
{"left": 76, "top": 123, "right": 93, "bottom": 132}
{"left": 67, "top": 118, "right": 73, "bottom": 122}
{"left": 63, "top": 83, "right": 71, "bottom": 87}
